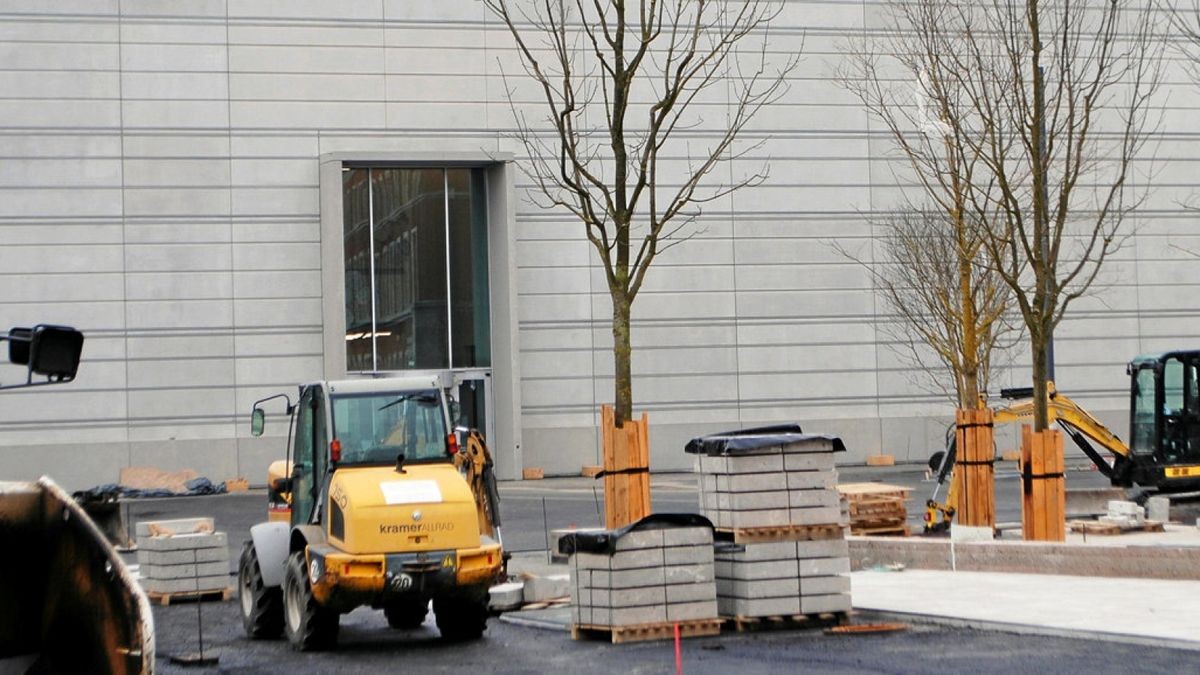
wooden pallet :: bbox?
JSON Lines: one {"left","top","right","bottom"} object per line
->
{"left": 1068, "top": 519, "right": 1165, "bottom": 535}
{"left": 571, "top": 618, "right": 722, "bottom": 644}
{"left": 146, "top": 586, "right": 233, "bottom": 606}
{"left": 724, "top": 611, "right": 849, "bottom": 633}
{"left": 850, "top": 524, "right": 910, "bottom": 537}
{"left": 716, "top": 523, "right": 846, "bottom": 544}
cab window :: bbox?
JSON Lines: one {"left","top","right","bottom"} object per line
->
{"left": 331, "top": 389, "right": 448, "bottom": 465}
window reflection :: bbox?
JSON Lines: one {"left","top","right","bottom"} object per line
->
{"left": 344, "top": 167, "right": 490, "bottom": 372}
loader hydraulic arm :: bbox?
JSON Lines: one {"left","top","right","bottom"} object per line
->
{"left": 993, "top": 382, "right": 1130, "bottom": 478}
{"left": 453, "top": 429, "right": 503, "bottom": 541}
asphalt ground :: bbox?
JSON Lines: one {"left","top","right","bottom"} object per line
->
{"left": 122, "top": 464, "right": 1200, "bottom": 672}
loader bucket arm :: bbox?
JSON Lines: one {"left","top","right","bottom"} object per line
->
{"left": 454, "top": 429, "right": 502, "bottom": 540}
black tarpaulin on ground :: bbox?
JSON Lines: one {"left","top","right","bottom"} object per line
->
{"left": 557, "top": 513, "right": 714, "bottom": 556}
{"left": 683, "top": 424, "right": 847, "bottom": 456}
{"left": 74, "top": 476, "right": 228, "bottom": 501}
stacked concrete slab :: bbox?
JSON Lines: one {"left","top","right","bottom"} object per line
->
{"left": 686, "top": 427, "right": 852, "bottom": 618}
{"left": 135, "top": 517, "right": 230, "bottom": 596}
{"left": 564, "top": 518, "right": 719, "bottom": 633}
{"left": 714, "top": 538, "right": 851, "bottom": 616}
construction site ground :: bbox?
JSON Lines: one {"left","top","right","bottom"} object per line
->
{"left": 125, "top": 465, "right": 1200, "bottom": 672}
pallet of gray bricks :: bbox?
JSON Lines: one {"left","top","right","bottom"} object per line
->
{"left": 685, "top": 425, "right": 852, "bottom": 618}
{"left": 135, "top": 517, "right": 230, "bottom": 597}
{"left": 686, "top": 424, "right": 846, "bottom": 530}
{"left": 559, "top": 514, "right": 721, "bottom": 642}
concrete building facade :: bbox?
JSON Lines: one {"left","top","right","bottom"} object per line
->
{"left": 0, "top": 1, "right": 1196, "bottom": 490}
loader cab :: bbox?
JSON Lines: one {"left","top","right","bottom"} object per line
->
{"left": 1129, "top": 352, "right": 1200, "bottom": 475}
{"left": 284, "top": 376, "right": 456, "bottom": 529}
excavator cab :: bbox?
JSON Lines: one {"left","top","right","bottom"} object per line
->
{"left": 1128, "top": 351, "right": 1200, "bottom": 486}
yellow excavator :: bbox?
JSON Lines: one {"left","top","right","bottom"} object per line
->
{"left": 925, "top": 350, "right": 1200, "bottom": 532}
{"left": 239, "top": 374, "right": 504, "bottom": 650}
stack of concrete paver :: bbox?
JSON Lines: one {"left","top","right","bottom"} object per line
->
{"left": 1101, "top": 500, "right": 1146, "bottom": 528}
{"left": 561, "top": 515, "right": 721, "bottom": 642}
{"left": 686, "top": 426, "right": 852, "bottom": 619}
{"left": 135, "top": 517, "right": 230, "bottom": 597}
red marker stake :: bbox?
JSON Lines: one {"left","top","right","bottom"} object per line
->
{"left": 674, "top": 622, "right": 682, "bottom": 675}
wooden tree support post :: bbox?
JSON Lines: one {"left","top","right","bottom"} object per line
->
{"left": 1021, "top": 426, "right": 1066, "bottom": 542}
{"left": 954, "top": 408, "right": 995, "bottom": 529}
{"left": 600, "top": 405, "right": 651, "bottom": 529}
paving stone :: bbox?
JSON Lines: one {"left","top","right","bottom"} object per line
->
{"left": 138, "top": 531, "right": 227, "bottom": 552}
{"left": 788, "top": 506, "right": 843, "bottom": 526}
{"left": 135, "top": 518, "right": 214, "bottom": 538}
{"left": 141, "top": 575, "right": 229, "bottom": 594}
{"left": 663, "top": 527, "right": 712, "bottom": 546}
{"left": 715, "top": 541, "right": 797, "bottom": 562}
{"left": 788, "top": 489, "right": 842, "bottom": 509}
{"left": 614, "top": 529, "right": 664, "bottom": 551}
{"left": 143, "top": 561, "right": 228, "bottom": 580}
{"left": 798, "top": 557, "right": 851, "bottom": 577}
{"left": 663, "top": 544, "right": 713, "bottom": 566}
{"left": 783, "top": 453, "right": 836, "bottom": 471}
{"left": 800, "top": 575, "right": 851, "bottom": 595}
{"left": 714, "top": 491, "right": 790, "bottom": 511}
{"left": 717, "top": 576, "right": 800, "bottom": 599}
{"left": 137, "top": 547, "right": 228, "bottom": 566}
{"left": 717, "top": 558, "right": 799, "bottom": 581}
{"left": 667, "top": 599, "right": 719, "bottom": 622}
{"left": 592, "top": 586, "right": 667, "bottom": 609}
{"left": 796, "top": 538, "right": 848, "bottom": 559}
{"left": 718, "top": 454, "right": 786, "bottom": 474}
{"left": 779, "top": 437, "right": 838, "bottom": 454}
{"left": 717, "top": 595, "right": 800, "bottom": 617}
{"left": 488, "top": 581, "right": 524, "bottom": 610}
{"left": 785, "top": 471, "right": 838, "bottom": 490}
{"left": 523, "top": 573, "right": 571, "bottom": 602}
{"left": 664, "top": 562, "right": 714, "bottom": 584}
{"left": 717, "top": 472, "right": 788, "bottom": 493}
{"left": 606, "top": 567, "right": 665, "bottom": 588}
{"left": 724, "top": 508, "right": 793, "bottom": 529}
{"left": 665, "top": 582, "right": 718, "bottom": 604}
{"left": 610, "top": 605, "right": 668, "bottom": 626}
{"left": 800, "top": 593, "right": 851, "bottom": 614}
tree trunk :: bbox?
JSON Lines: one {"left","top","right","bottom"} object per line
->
{"left": 1031, "top": 328, "right": 1049, "bottom": 431}
{"left": 959, "top": 247, "right": 980, "bottom": 409}
{"left": 611, "top": 290, "right": 633, "bottom": 426}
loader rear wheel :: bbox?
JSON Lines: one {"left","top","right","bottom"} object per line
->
{"left": 282, "top": 552, "right": 339, "bottom": 651}
{"left": 239, "top": 542, "right": 283, "bottom": 639}
{"left": 384, "top": 599, "right": 429, "bottom": 629}
{"left": 434, "top": 595, "right": 488, "bottom": 642}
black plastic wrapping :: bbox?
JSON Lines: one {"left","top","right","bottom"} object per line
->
{"left": 683, "top": 424, "right": 847, "bottom": 456}
{"left": 557, "top": 513, "right": 714, "bottom": 556}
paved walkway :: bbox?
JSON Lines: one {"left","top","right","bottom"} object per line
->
{"left": 850, "top": 569, "right": 1200, "bottom": 651}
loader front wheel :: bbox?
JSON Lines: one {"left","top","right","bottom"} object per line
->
{"left": 282, "top": 551, "right": 339, "bottom": 651}
{"left": 238, "top": 541, "right": 283, "bottom": 639}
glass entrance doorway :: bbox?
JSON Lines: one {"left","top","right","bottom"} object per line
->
{"left": 341, "top": 165, "right": 493, "bottom": 440}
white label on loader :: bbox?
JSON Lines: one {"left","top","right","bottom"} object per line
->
{"left": 380, "top": 480, "right": 443, "bottom": 505}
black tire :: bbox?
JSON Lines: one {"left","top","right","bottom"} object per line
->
{"left": 282, "top": 551, "right": 339, "bottom": 651}
{"left": 384, "top": 599, "right": 429, "bottom": 629}
{"left": 433, "top": 595, "right": 488, "bottom": 642}
{"left": 238, "top": 542, "right": 284, "bottom": 639}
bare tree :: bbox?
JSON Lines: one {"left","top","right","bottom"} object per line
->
{"left": 839, "top": 0, "right": 1020, "bottom": 410}
{"left": 842, "top": 209, "right": 1018, "bottom": 408}
{"left": 482, "top": 0, "right": 797, "bottom": 424}
{"left": 859, "top": 0, "right": 1164, "bottom": 430}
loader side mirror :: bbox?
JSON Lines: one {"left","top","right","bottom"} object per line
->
{"left": 8, "top": 325, "right": 84, "bottom": 381}
{"left": 251, "top": 408, "right": 266, "bottom": 437}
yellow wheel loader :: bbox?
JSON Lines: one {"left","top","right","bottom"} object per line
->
{"left": 238, "top": 374, "right": 504, "bottom": 650}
